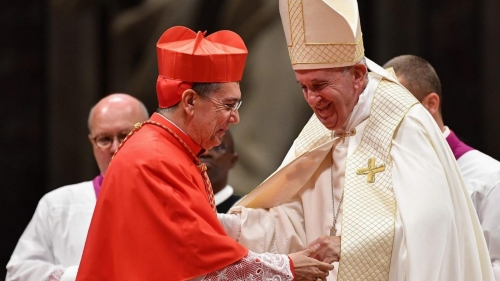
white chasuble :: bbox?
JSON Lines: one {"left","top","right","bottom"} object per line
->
{"left": 227, "top": 70, "right": 493, "bottom": 280}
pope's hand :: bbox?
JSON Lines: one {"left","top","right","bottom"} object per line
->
{"left": 288, "top": 244, "right": 333, "bottom": 281}
{"left": 306, "top": 235, "right": 341, "bottom": 264}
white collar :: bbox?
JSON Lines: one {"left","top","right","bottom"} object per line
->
{"left": 442, "top": 126, "right": 451, "bottom": 138}
{"left": 342, "top": 72, "right": 379, "bottom": 131}
{"left": 157, "top": 113, "right": 188, "bottom": 135}
{"left": 341, "top": 57, "right": 401, "bottom": 132}
{"left": 214, "top": 185, "right": 234, "bottom": 206}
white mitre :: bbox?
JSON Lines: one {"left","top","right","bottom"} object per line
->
{"left": 279, "top": 0, "right": 364, "bottom": 69}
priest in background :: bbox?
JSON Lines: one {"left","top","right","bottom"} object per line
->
{"left": 384, "top": 54, "right": 500, "bottom": 280}
{"left": 201, "top": 130, "right": 242, "bottom": 213}
{"left": 6, "top": 93, "right": 149, "bottom": 281}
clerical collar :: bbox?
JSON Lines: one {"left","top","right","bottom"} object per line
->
{"left": 92, "top": 174, "right": 104, "bottom": 198}
{"left": 444, "top": 127, "right": 474, "bottom": 160}
{"left": 214, "top": 185, "right": 234, "bottom": 206}
{"left": 157, "top": 113, "right": 187, "bottom": 134}
{"left": 442, "top": 126, "right": 451, "bottom": 138}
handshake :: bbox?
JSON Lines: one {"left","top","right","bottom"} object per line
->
{"left": 288, "top": 235, "right": 341, "bottom": 281}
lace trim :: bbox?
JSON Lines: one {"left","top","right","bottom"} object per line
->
{"left": 44, "top": 268, "right": 65, "bottom": 281}
{"left": 204, "top": 251, "right": 293, "bottom": 281}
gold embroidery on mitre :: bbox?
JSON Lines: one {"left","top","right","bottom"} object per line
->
{"left": 337, "top": 78, "right": 418, "bottom": 280}
{"left": 356, "top": 158, "right": 386, "bottom": 183}
{"left": 286, "top": 0, "right": 365, "bottom": 67}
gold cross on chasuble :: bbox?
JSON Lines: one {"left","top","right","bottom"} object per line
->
{"left": 356, "top": 158, "right": 386, "bottom": 183}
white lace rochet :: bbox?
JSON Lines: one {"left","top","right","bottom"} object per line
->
{"left": 203, "top": 251, "right": 294, "bottom": 281}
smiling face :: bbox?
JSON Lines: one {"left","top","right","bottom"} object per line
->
{"left": 295, "top": 64, "right": 367, "bottom": 130}
{"left": 189, "top": 82, "right": 241, "bottom": 150}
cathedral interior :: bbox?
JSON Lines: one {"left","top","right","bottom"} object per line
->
{"left": 1, "top": 0, "right": 499, "bottom": 276}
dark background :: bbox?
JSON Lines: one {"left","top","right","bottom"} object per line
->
{"left": 2, "top": 0, "right": 499, "bottom": 277}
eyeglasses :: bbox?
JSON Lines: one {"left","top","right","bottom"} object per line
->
{"left": 208, "top": 97, "right": 242, "bottom": 113}
{"left": 91, "top": 133, "right": 129, "bottom": 149}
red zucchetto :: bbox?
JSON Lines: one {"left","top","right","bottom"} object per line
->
{"left": 156, "top": 26, "right": 248, "bottom": 108}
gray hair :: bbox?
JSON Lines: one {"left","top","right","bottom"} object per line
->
{"left": 157, "top": 82, "right": 223, "bottom": 114}
{"left": 342, "top": 57, "right": 368, "bottom": 78}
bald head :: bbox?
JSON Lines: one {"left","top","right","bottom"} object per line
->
{"left": 88, "top": 93, "right": 149, "bottom": 175}
{"left": 88, "top": 93, "right": 149, "bottom": 131}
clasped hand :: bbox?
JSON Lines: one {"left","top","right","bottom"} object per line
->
{"left": 307, "top": 235, "right": 341, "bottom": 264}
{"left": 288, "top": 235, "right": 341, "bottom": 281}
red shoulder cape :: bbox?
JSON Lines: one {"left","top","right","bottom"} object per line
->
{"left": 76, "top": 114, "right": 247, "bottom": 280}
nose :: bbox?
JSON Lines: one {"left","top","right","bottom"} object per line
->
{"left": 305, "top": 90, "right": 321, "bottom": 106}
{"left": 229, "top": 110, "right": 240, "bottom": 124}
{"left": 110, "top": 137, "right": 121, "bottom": 153}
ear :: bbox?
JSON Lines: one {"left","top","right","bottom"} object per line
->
{"left": 180, "top": 89, "right": 197, "bottom": 117}
{"left": 351, "top": 63, "right": 368, "bottom": 90}
{"left": 229, "top": 152, "right": 239, "bottom": 169}
{"left": 421, "top": 93, "right": 440, "bottom": 115}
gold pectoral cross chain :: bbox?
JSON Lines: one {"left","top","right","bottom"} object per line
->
{"left": 333, "top": 128, "right": 356, "bottom": 143}
{"left": 356, "top": 158, "right": 385, "bottom": 183}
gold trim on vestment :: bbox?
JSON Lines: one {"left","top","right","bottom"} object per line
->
{"left": 337, "top": 78, "right": 418, "bottom": 280}
{"left": 234, "top": 75, "right": 418, "bottom": 280}
{"left": 286, "top": 0, "right": 364, "bottom": 67}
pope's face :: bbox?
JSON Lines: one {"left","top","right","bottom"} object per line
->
{"left": 192, "top": 82, "right": 241, "bottom": 150}
{"left": 295, "top": 67, "right": 362, "bottom": 130}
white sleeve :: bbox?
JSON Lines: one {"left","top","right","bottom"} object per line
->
{"left": 202, "top": 251, "right": 293, "bottom": 281}
{"left": 479, "top": 182, "right": 500, "bottom": 281}
{"left": 59, "top": 266, "right": 78, "bottom": 281}
{"left": 6, "top": 198, "right": 71, "bottom": 281}
{"left": 230, "top": 200, "right": 306, "bottom": 255}
{"left": 494, "top": 264, "right": 500, "bottom": 281}
{"left": 217, "top": 213, "right": 241, "bottom": 241}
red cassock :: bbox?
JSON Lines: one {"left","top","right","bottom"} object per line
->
{"left": 76, "top": 113, "right": 247, "bottom": 280}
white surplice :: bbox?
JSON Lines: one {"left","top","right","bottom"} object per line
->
{"left": 221, "top": 66, "right": 493, "bottom": 280}
{"left": 444, "top": 127, "right": 500, "bottom": 281}
{"left": 6, "top": 181, "right": 96, "bottom": 281}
